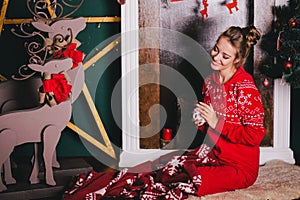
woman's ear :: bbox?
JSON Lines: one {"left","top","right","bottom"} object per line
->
{"left": 233, "top": 58, "right": 241, "bottom": 67}
{"left": 234, "top": 58, "right": 240, "bottom": 64}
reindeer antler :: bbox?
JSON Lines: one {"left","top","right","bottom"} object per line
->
{"left": 26, "top": 0, "right": 84, "bottom": 22}
{"left": 11, "top": 1, "right": 85, "bottom": 80}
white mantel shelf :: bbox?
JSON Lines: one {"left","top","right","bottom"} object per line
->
{"left": 119, "top": 0, "right": 295, "bottom": 167}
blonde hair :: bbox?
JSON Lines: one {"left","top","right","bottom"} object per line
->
{"left": 217, "top": 25, "right": 261, "bottom": 68}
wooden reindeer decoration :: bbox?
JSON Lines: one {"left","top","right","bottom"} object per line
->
{"left": 0, "top": 17, "right": 86, "bottom": 192}
{"left": 0, "top": 57, "right": 85, "bottom": 192}
{"left": 30, "top": 17, "right": 86, "bottom": 168}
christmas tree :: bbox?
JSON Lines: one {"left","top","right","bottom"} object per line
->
{"left": 260, "top": 0, "right": 300, "bottom": 88}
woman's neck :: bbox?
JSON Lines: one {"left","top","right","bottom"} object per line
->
{"left": 219, "top": 67, "right": 237, "bottom": 84}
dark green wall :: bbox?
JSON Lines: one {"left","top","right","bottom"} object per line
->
{"left": 0, "top": 0, "right": 121, "bottom": 158}
{"left": 291, "top": 89, "right": 300, "bottom": 164}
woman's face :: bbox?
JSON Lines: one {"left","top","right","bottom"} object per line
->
{"left": 210, "top": 36, "right": 239, "bottom": 72}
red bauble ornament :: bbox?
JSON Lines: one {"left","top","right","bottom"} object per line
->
{"left": 289, "top": 18, "right": 297, "bottom": 27}
{"left": 285, "top": 60, "right": 292, "bottom": 68}
{"left": 263, "top": 78, "right": 270, "bottom": 87}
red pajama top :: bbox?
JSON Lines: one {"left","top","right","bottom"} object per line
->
{"left": 200, "top": 66, "right": 266, "bottom": 183}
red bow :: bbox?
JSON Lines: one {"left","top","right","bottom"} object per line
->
{"left": 54, "top": 43, "right": 84, "bottom": 69}
{"left": 43, "top": 74, "right": 72, "bottom": 104}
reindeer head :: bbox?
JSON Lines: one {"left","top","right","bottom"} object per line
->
{"left": 27, "top": 57, "right": 73, "bottom": 74}
{"left": 28, "top": 57, "right": 84, "bottom": 105}
{"left": 32, "top": 17, "right": 86, "bottom": 48}
{"left": 11, "top": 1, "right": 86, "bottom": 80}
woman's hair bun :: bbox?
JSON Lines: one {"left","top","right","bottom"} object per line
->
{"left": 243, "top": 25, "right": 261, "bottom": 48}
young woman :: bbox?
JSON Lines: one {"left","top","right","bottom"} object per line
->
{"left": 191, "top": 25, "right": 265, "bottom": 195}
{"left": 63, "top": 25, "right": 265, "bottom": 200}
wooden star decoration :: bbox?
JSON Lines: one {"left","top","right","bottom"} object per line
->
{"left": 0, "top": 0, "right": 121, "bottom": 159}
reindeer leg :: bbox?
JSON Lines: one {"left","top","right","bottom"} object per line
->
{"left": 3, "top": 158, "right": 16, "bottom": 185}
{"left": 0, "top": 129, "right": 16, "bottom": 192}
{"left": 43, "top": 126, "right": 61, "bottom": 186}
{"left": 225, "top": 3, "right": 233, "bottom": 14}
{"left": 52, "top": 150, "right": 60, "bottom": 168}
{"left": 29, "top": 143, "right": 40, "bottom": 184}
{"left": 235, "top": 5, "right": 239, "bottom": 12}
{"left": 0, "top": 165, "right": 7, "bottom": 192}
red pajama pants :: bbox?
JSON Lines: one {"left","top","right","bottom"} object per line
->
{"left": 63, "top": 145, "right": 257, "bottom": 199}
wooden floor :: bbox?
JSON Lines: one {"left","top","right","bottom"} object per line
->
{"left": 0, "top": 156, "right": 113, "bottom": 200}
{"left": 1, "top": 155, "right": 299, "bottom": 200}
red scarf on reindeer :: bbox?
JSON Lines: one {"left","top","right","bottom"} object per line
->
{"left": 54, "top": 43, "right": 84, "bottom": 69}
{"left": 42, "top": 73, "right": 72, "bottom": 104}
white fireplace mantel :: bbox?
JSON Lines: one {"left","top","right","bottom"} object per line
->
{"left": 259, "top": 79, "right": 295, "bottom": 164}
{"left": 119, "top": 0, "right": 295, "bottom": 167}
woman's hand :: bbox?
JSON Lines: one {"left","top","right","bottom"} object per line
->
{"left": 117, "top": 0, "right": 126, "bottom": 5}
{"left": 194, "top": 102, "right": 219, "bottom": 129}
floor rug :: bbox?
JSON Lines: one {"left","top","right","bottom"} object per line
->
{"left": 188, "top": 160, "right": 300, "bottom": 200}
